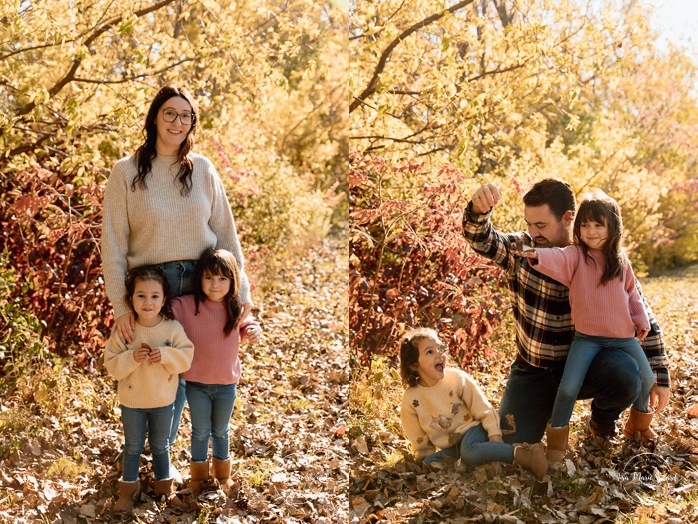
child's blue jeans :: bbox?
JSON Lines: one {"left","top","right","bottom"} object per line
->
{"left": 550, "top": 332, "right": 655, "bottom": 428}
{"left": 121, "top": 403, "right": 174, "bottom": 481}
{"left": 423, "top": 424, "right": 515, "bottom": 466}
{"left": 156, "top": 259, "right": 196, "bottom": 447}
{"left": 186, "top": 381, "right": 237, "bottom": 462}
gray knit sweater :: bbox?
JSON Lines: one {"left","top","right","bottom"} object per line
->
{"left": 101, "top": 153, "right": 252, "bottom": 319}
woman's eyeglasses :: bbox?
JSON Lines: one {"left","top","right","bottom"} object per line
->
{"left": 161, "top": 108, "right": 194, "bottom": 126}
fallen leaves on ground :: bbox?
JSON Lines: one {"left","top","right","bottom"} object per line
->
{"left": 350, "top": 263, "right": 698, "bottom": 523}
{"left": 0, "top": 232, "right": 348, "bottom": 523}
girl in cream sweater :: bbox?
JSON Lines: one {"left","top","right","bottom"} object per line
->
{"left": 399, "top": 328, "right": 546, "bottom": 480}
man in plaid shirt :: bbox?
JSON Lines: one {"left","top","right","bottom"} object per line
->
{"left": 463, "top": 179, "right": 671, "bottom": 444}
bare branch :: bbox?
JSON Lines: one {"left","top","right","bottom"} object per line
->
{"left": 13, "top": 0, "right": 178, "bottom": 118}
{"left": 0, "top": 0, "right": 119, "bottom": 62}
{"left": 350, "top": 0, "right": 476, "bottom": 113}
{"left": 72, "top": 58, "right": 197, "bottom": 85}
{"left": 467, "top": 60, "right": 529, "bottom": 82}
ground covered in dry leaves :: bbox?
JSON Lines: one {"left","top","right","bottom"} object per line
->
{"left": 0, "top": 232, "right": 349, "bottom": 523}
{"left": 350, "top": 263, "right": 698, "bottom": 523}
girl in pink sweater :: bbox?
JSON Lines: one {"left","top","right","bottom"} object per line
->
{"left": 516, "top": 190, "right": 655, "bottom": 468}
{"left": 171, "top": 249, "right": 262, "bottom": 496}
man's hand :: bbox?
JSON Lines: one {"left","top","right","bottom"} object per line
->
{"left": 471, "top": 183, "right": 501, "bottom": 214}
{"left": 649, "top": 385, "right": 670, "bottom": 414}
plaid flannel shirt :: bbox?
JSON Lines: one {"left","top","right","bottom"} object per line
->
{"left": 463, "top": 203, "right": 670, "bottom": 388}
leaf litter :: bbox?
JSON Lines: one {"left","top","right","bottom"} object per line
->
{"left": 350, "top": 263, "right": 698, "bottom": 523}
{"left": 0, "top": 232, "right": 348, "bottom": 523}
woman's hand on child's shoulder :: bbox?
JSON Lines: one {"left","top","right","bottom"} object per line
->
{"left": 113, "top": 312, "right": 136, "bottom": 344}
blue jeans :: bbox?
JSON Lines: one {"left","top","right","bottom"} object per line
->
{"left": 499, "top": 348, "right": 643, "bottom": 444}
{"left": 550, "top": 332, "right": 655, "bottom": 427}
{"left": 186, "top": 381, "right": 237, "bottom": 462}
{"left": 423, "top": 425, "right": 514, "bottom": 466}
{"left": 156, "top": 259, "right": 196, "bottom": 447}
{"left": 121, "top": 403, "right": 174, "bottom": 481}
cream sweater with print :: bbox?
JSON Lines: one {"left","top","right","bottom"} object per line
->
{"left": 401, "top": 368, "right": 502, "bottom": 458}
{"left": 101, "top": 153, "right": 252, "bottom": 319}
{"left": 104, "top": 318, "right": 194, "bottom": 409}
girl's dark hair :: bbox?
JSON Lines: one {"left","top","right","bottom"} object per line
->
{"left": 132, "top": 83, "right": 199, "bottom": 196}
{"left": 523, "top": 178, "right": 576, "bottom": 221}
{"left": 573, "top": 189, "right": 626, "bottom": 286}
{"left": 399, "top": 328, "right": 439, "bottom": 388}
{"left": 124, "top": 266, "right": 174, "bottom": 320}
{"left": 192, "top": 248, "right": 242, "bottom": 336}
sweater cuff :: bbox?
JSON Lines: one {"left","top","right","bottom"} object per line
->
{"left": 465, "top": 201, "right": 492, "bottom": 222}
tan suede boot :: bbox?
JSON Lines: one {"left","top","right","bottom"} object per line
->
{"left": 188, "top": 460, "right": 209, "bottom": 496}
{"left": 513, "top": 443, "right": 548, "bottom": 481}
{"left": 545, "top": 424, "right": 569, "bottom": 470}
{"left": 212, "top": 457, "right": 235, "bottom": 492}
{"left": 112, "top": 479, "right": 140, "bottom": 513}
{"left": 622, "top": 407, "right": 656, "bottom": 445}
{"left": 153, "top": 478, "right": 183, "bottom": 507}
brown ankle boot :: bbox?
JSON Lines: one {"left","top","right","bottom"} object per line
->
{"left": 188, "top": 460, "right": 209, "bottom": 496}
{"left": 153, "top": 478, "right": 183, "bottom": 507}
{"left": 513, "top": 443, "right": 547, "bottom": 481}
{"left": 623, "top": 407, "right": 656, "bottom": 445}
{"left": 545, "top": 424, "right": 569, "bottom": 470}
{"left": 112, "top": 479, "right": 140, "bottom": 513}
{"left": 212, "top": 457, "right": 235, "bottom": 493}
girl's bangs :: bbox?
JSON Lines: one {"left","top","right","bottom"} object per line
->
{"left": 203, "top": 257, "right": 235, "bottom": 278}
{"left": 577, "top": 201, "right": 609, "bottom": 225}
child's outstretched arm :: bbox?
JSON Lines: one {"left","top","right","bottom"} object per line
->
{"left": 460, "top": 373, "right": 503, "bottom": 441}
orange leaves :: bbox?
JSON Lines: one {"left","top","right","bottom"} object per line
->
{"left": 9, "top": 194, "right": 55, "bottom": 223}
{"left": 350, "top": 150, "right": 507, "bottom": 366}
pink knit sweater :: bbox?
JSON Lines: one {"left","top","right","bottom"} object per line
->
{"left": 172, "top": 295, "right": 259, "bottom": 384}
{"left": 533, "top": 246, "right": 650, "bottom": 338}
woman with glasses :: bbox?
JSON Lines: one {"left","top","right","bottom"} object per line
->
{"left": 101, "top": 83, "right": 253, "bottom": 490}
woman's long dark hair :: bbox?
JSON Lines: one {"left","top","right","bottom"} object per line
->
{"left": 132, "top": 83, "right": 198, "bottom": 195}
{"left": 573, "top": 190, "right": 626, "bottom": 286}
{"left": 192, "top": 248, "right": 242, "bottom": 336}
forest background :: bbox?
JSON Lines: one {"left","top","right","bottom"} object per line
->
{"left": 0, "top": 0, "right": 348, "bottom": 522}
{"left": 349, "top": 0, "right": 698, "bottom": 522}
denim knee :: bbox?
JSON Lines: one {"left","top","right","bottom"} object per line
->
{"left": 123, "top": 441, "right": 145, "bottom": 457}
{"left": 555, "top": 384, "right": 579, "bottom": 407}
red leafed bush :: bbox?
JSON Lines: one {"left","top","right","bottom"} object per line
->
{"left": 349, "top": 150, "right": 509, "bottom": 369}
{"left": 1, "top": 166, "right": 108, "bottom": 369}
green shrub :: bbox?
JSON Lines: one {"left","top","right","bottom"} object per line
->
{"left": 0, "top": 248, "right": 45, "bottom": 375}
